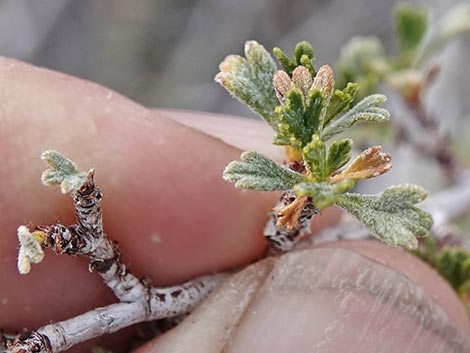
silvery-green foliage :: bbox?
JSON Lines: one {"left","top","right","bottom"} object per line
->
{"left": 335, "top": 184, "right": 433, "bottom": 249}
{"left": 215, "top": 41, "right": 279, "bottom": 130}
{"left": 326, "top": 138, "right": 353, "bottom": 177}
{"left": 41, "top": 150, "right": 87, "bottom": 193}
{"left": 273, "top": 41, "right": 316, "bottom": 76}
{"left": 321, "top": 94, "right": 390, "bottom": 141}
{"left": 217, "top": 39, "right": 433, "bottom": 250}
{"left": 223, "top": 151, "right": 306, "bottom": 191}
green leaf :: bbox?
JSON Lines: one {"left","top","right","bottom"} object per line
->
{"left": 303, "top": 135, "right": 326, "bottom": 181}
{"left": 295, "top": 180, "right": 355, "bottom": 210}
{"left": 41, "top": 150, "right": 88, "bottom": 193}
{"left": 394, "top": 3, "right": 428, "bottom": 53}
{"left": 223, "top": 151, "right": 306, "bottom": 191}
{"left": 294, "top": 41, "right": 316, "bottom": 76}
{"left": 324, "top": 83, "right": 359, "bottom": 126}
{"left": 273, "top": 41, "right": 316, "bottom": 76}
{"left": 215, "top": 41, "right": 278, "bottom": 130}
{"left": 273, "top": 88, "right": 323, "bottom": 147}
{"left": 335, "top": 184, "right": 433, "bottom": 249}
{"left": 326, "top": 138, "right": 353, "bottom": 176}
{"left": 413, "top": 3, "right": 470, "bottom": 67}
{"left": 273, "top": 47, "right": 297, "bottom": 75}
{"left": 322, "top": 94, "right": 390, "bottom": 141}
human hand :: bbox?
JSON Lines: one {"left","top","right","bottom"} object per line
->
{"left": 0, "top": 57, "right": 468, "bottom": 353}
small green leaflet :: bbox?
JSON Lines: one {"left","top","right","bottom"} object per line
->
{"left": 215, "top": 41, "right": 279, "bottom": 130}
{"left": 302, "top": 135, "right": 326, "bottom": 181}
{"left": 324, "top": 83, "right": 359, "bottom": 126}
{"left": 41, "top": 150, "right": 87, "bottom": 193}
{"left": 326, "top": 138, "right": 353, "bottom": 176}
{"left": 322, "top": 94, "right": 390, "bottom": 141}
{"left": 335, "top": 184, "right": 433, "bottom": 249}
{"left": 223, "top": 151, "right": 306, "bottom": 191}
{"left": 273, "top": 41, "right": 316, "bottom": 76}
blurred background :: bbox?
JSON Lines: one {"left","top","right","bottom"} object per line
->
{"left": 0, "top": 0, "right": 468, "bottom": 191}
{"left": 0, "top": 0, "right": 467, "bottom": 115}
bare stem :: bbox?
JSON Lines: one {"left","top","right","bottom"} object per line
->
{"left": 4, "top": 273, "right": 226, "bottom": 353}
{"left": 5, "top": 162, "right": 229, "bottom": 353}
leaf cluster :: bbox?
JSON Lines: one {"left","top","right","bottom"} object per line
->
{"left": 216, "top": 40, "right": 433, "bottom": 249}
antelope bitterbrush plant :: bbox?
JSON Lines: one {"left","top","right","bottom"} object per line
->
{"left": 3, "top": 11, "right": 469, "bottom": 349}
{"left": 216, "top": 40, "right": 433, "bottom": 253}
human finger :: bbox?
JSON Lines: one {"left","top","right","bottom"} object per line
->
{"left": 137, "top": 240, "right": 470, "bottom": 353}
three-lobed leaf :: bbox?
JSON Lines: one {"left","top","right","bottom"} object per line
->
{"left": 322, "top": 94, "right": 390, "bottom": 141}
{"left": 41, "top": 150, "right": 87, "bottom": 193}
{"left": 329, "top": 146, "right": 392, "bottom": 183}
{"left": 215, "top": 41, "right": 278, "bottom": 130}
{"left": 223, "top": 151, "right": 306, "bottom": 191}
{"left": 335, "top": 184, "right": 433, "bottom": 249}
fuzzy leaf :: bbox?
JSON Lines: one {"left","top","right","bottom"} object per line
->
{"left": 295, "top": 180, "right": 355, "bottom": 210}
{"left": 322, "top": 94, "right": 390, "bottom": 140}
{"left": 394, "top": 3, "right": 428, "bottom": 53}
{"left": 17, "top": 226, "right": 45, "bottom": 274}
{"left": 41, "top": 150, "right": 87, "bottom": 193}
{"left": 302, "top": 135, "right": 326, "bottom": 181}
{"left": 294, "top": 41, "right": 316, "bottom": 76}
{"left": 330, "top": 146, "right": 392, "bottom": 183}
{"left": 273, "top": 88, "right": 323, "bottom": 147}
{"left": 312, "top": 65, "right": 335, "bottom": 129}
{"left": 326, "top": 138, "right": 353, "bottom": 176}
{"left": 215, "top": 41, "right": 278, "bottom": 130}
{"left": 223, "top": 151, "right": 306, "bottom": 191}
{"left": 335, "top": 184, "right": 433, "bottom": 249}
{"left": 324, "top": 83, "right": 359, "bottom": 126}
{"left": 273, "top": 41, "right": 316, "bottom": 76}
{"left": 292, "top": 66, "right": 313, "bottom": 96}
{"left": 273, "top": 47, "right": 297, "bottom": 75}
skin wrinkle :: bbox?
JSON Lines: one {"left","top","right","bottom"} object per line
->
{"left": 317, "top": 240, "right": 470, "bottom": 333}
{"left": 139, "top": 244, "right": 470, "bottom": 353}
{"left": 223, "top": 248, "right": 469, "bottom": 353}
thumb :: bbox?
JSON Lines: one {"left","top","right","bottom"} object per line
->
{"left": 138, "top": 241, "right": 470, "bottom": 353}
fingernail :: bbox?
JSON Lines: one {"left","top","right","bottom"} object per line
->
{"left": 141, "top": 248, "right": 470, "bottom": 353}
{"left": 226, "top": 248, "right": 470, "bottom": 353}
